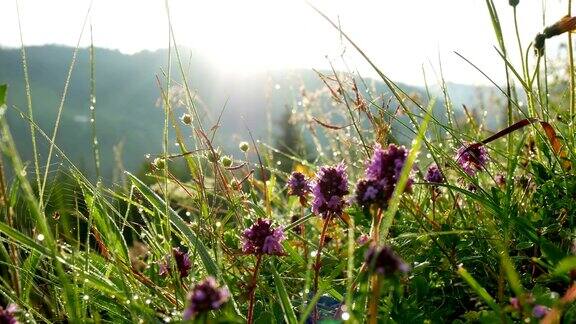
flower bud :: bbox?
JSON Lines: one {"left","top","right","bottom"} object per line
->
{"left": 239, "top": 141, "right": 250, "bottom": 152}
{"left": 152, "top": 157, "right": 166, "bottom": 170}
{"left": 221, "top": 155, "right": 233, "bottom": 167}
{"left": 207, "top": 150, "right": 221, "bottom": 163}
{"left": 180, "top": 113, "right": 192, "bottom": 125}
{"left": 509, "top": 0, "right": 519, "bottom": 7}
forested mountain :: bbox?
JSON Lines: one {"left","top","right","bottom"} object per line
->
{"left": 0, "top": 45, "right": 498, "bottom": 180}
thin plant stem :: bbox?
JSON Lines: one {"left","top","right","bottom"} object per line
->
{"left": 368, "top": 275, "right": 381, "bottom": 324}
{"left": 569, "top": 0, "right": 575, "bottom": 141}
{"left": 16, "top": 0, "right": 41, "bottom": 204}
{"left": 312, "top": 215, "right": 332, "bottom": 323}
{"left": 247, "top": 255, "right": 263, "bottom": 324}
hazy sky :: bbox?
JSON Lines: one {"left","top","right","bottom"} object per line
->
{"left": 0, "top": 0, "right": 570, "bottom": 86}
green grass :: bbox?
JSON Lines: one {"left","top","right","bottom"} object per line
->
{"left": 1, "top": 1, "right": 576, "bottom": 323}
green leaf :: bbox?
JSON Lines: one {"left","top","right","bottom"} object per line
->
{"left": 0, "top": 84, "right": 6, "bottom": 106}
{"left": 20, "top": 251, "right": 41, "bottom": 303}
{"left": 82, "top": 188, "right": 130, "bottom": 262}
{"left": 553, "top": 256, "right": 576, "bottom": 277}
{"left": 271, "top": 261, "right": 298, "bottom": 324}
{"left": 127, "top": 172, "right": 218, "bottom": 276}
{"left": 0, "top": 222, "right": 50, "bottom": 256}
{"left": 458, "top": 265, "right": 501, "bottom": 313}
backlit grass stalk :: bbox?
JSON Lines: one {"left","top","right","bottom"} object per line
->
{"left": 312, "top": 215, "right": 332, "bottom": 323}
{"left": 247, "top": 255, "right": 263, "bottom": 324}
{"left": 16, "top": 0, "right": 41, "bottom": 199}
{"left": 89, "top": 25, "right": 101, "bottom": 179}
{"left": 569, "top": 0, "right": 576, "bottom": 141}
{"left": 368, "top": 275, "right": 381, "bottom": 324}
{"left": 0, "top": 106, "right": 81, "bottom": 321}
{"left": 40, "top": 4, "right": 91, "bottom": 206}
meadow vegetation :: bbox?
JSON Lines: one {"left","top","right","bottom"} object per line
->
{"left": 1, "top": 1, "right": 576, "bottom": 323}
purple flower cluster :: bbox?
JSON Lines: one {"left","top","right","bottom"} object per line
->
{"left": 242, "top": 218, "right": 286, "bottom": 255}
{"left": 455, "top": 143, "right": 489, "bottom": 175}
{"left": 0, "top": 304, "right": 17, "bottom": 324}
{"left": 355, "top": 144, "right": 412, "bottom": 208}
{"left": 425, "top": 164, "right": 444, "bottom": 185}
{"left": 311, "top": 163, "right": 349, "bottom": 219}
{"left": 495, "top": 174, "right": 506, "bottom": 187}
{"left": 183, "top": 277, "right": 229, "bottom": 320}
{"left": 159, "top": 247, "right": 192, "bottom": 278}
{"left": 364, "top": 245, "right": 409, "bottom": 277}
{"left": 287, "top": 172, "right": 312, "bottom": 197}
{"left": 532, "top": 304, "right": 549, "bottom": 319}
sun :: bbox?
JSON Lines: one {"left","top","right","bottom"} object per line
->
{"left": 167, "top": 0, "right": 331, "bottom": 75}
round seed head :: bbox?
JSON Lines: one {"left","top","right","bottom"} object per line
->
{"left": 221, "top": 156, "right": 233, "bottom": 167}
{"left": 180, "top": 113, "right": 193, "bottom": 125}
{"left": 239, "top": 141, "right": 250, "bottom": 152}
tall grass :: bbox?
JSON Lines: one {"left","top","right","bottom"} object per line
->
{"left": 1, "top": 1, "right": 576, "bottom": 323}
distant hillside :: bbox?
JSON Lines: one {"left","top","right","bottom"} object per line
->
{"left": 0, "top": 45, "right": 498, "bottom": 181}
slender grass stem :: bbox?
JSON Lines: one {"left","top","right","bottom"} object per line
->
{"left": 15, "top": 0, "right": 41, "bottom": 205}
{"left": 368, "top": 275, "right": 381, "bottom": 324}
{"left": 247, "top": 255, "right": 263, "bottom": 324}
{"left": 569, "top": 0, "right": 575, "bottom": 141}
{"left": 312, "top": 216, "right": 332, "bottom": 323}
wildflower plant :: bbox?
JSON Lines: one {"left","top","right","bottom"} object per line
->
{"left": 2, "top": 0, "right": 576, "bottom": 323}
{"left": 183, "top": 277, "right": 229, "bottom": 320}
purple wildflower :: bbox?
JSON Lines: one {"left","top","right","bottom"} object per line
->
{"left": 183, "top": 277, "right": 229, "bottom": 320}
{"left": 509, "top": 297, "right": 520, "bottom": 310}
{"left": 425, "top": 164, "right": 444, "bottom": 185}
{"left": 455, "top": 143, "right": 489, "bottom": 175}
{"left": 532, "top": 305, "right": 549, "bottom": 319}
{"left": 354, "top": 179, "right": 382, "bottom": 207}
{"left": 312, "top": 163, "right": 349, "bottom": 219}
{"left": 357, "top": 234, "right": 370, "bottom": 245}
{"left": 355, "top": 144, "right": 413, "bottom": 208}
{"left": 159, "top": 247, "right": 192, "bottom": 278}
{"left": 364, "top": 245, "right": 409, "bottom": 277}
{"left": 495, "top": 174, "right": 506, "bottom": 187}
{"left": 242, "top": 218, "right": 286, "bottom": 256}
{"left": 0, "top": 304, "right": 17, "bottom": 324}
{"left": 366, "top": 144, "right": 412, "bottom": 189}
{"left": 287, "top": 172, "right": 312, "bottom": 197}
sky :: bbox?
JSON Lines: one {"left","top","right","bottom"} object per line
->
{"left": 0, "top": 0, "right": 570, "bottom": 86}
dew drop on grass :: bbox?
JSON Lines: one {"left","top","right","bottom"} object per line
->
{"left": 145, "top": 154, "right": 151, "bottom": 159}
{"left": 83, "top": 295, "right": 89, "bottom": 301}
{"left": 37, "top": 234, "right": 45, "bottom": 241}
{"left": 90, "top": 118, "right": 94, "bottom": 123}
{"left": 20, "top": 169, "right": 27, "bottom": 177}
{"left": 145, "top": 299, "right": 151, "bottom": 305}
{"left": 426, "top": 153, "right": 431, "bottom": 158}
{"left": 215, "top": 221, "right": 222, "bottom": 228}
{"left": 89, "top": 105, "right": 94, "bottom": 111}
{"left": 310, "top": 250, "right": 317, "bottom": 257}
{"left": 185, "top": 211, "right": 191, "bottom": 217}
{"left": 341, "top": 312, "right": 350, "bottom": 321}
